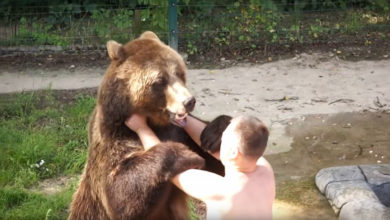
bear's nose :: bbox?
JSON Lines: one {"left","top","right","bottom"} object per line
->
{"left": 183, "top": 97, "right": 196, "bottom": 112}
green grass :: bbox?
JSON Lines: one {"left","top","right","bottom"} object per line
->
{"left": 0, "top": 186, "right": 75, "bottom": 220}
{"left": 0, "top": 90, "right": 95, "bottom": 219}
{"left": 0, "top": 89, "right": 203, "bottom": 219}
{"left": 276, "top": 177, "right": 327, "bottom": 208}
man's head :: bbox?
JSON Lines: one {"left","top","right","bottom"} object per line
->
{"left": 220, "top": 115, "right": 269, "bottom": 164}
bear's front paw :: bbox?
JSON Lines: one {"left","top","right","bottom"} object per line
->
{"left": 172, "top": 143, "right": 205, "bottom": 171}
{"left": 156, "top": 141, "right": 205, "bottom": 178}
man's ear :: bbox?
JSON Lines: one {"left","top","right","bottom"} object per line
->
{"left": 107, "top": 40, "right": 125, "bottom": 61}
{"left": 229, "top": 146, "right": 239, "bottom": 159}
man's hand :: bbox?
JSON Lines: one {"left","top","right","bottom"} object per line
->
{"left": 125, "top": 114, "right": 148, "bottom": 134}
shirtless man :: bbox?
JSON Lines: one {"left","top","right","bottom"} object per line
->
{"left": 125, "top": 114, "right": 275, "bottom": 219}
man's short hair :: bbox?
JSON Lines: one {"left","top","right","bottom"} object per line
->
{"left": 232, "top": 115, "right": 269, "bottom": 160}
{"left": 200, "top": 115, "right": 232, "bottom": 153}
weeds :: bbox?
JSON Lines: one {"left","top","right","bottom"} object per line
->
{"left": 0, "top": 186, "right": 74, "bottom": 220}
{"left": 180, "top": 3, "right": 389, "bottom": 57}
{"left": 276, "top": 177, "right": 326, "bottom": 208}
{"left": 2, "top": 1, "right": 389, "bottom": 53}
{"left": 0, "top": 89, "right": 95, "bottom": 219}
{"left": 9, "top": 7, "right": 136, "bottom": 47}
{"left": 15, "top": 17, "right": 69, "bottom": 47}
{"left": 91, "top": 8, "right": 134, "bottom": 43}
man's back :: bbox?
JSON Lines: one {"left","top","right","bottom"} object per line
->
{"left": 206, "top": 157, "right": 275, "bottom": 219}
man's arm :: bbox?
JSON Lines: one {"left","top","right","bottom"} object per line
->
{"left": 184, "top": 115, "right": 221, "bottom": 159}
{"left": 183, "top": 115, "right": 206, "bottom": 146}
{"left": 125, "top": 114, "right": 160, "bottom": 150}
{"left": 126, "top": 114, "right": 225, "bottom": 201}
{"left": 134, "top": 127, "right": 161, "bottom": 150}
{"left": 171, "top": 169, "right": 227, "bottom": 202}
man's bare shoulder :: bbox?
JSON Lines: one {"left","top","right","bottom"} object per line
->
{"left": 252, "top": 157, "right": 276, "bottom": 201}
{"left": 256, "top": 157, "right": 273, "bottom": 173}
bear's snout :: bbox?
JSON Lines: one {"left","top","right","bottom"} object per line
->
{"left": 183, "top": 96, "right": 196, "bottom": 113}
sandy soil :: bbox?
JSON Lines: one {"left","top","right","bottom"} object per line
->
{"left": 1, "top": 52, "right": 389, "bottom": 219}
{"left": 2, "top": 53, "right": 389, "bottom": 120}
{"left": 2, "top": 52, "right": 388, "bottom": 153}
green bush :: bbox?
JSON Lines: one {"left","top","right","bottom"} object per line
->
{"left": 91, "top": 8, "right": 134, "bottom": 43}
{"left": 1, "top": 0, "right": 389, "bottom": 51}
{"left": 15, "top": 17, "right": 69, "bottom": 47}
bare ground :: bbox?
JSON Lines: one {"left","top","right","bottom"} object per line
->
{"left": 1, "top": 52, "right": 389, "bottom": 219}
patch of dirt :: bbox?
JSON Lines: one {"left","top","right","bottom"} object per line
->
{"left": 0, "top": 50, "right": 109, "bottom": 72}
{"left": 1, "top": 33, "right": 389, "bottom": 71}
{"left": 51, "top": 88, "right": 98, "bottom": 105}
{"left": 273, "top": 200, "right": 335, "bottom": 220}
{"left": 30, "top": 176, "right": 78, "bottom": 195}
{"left": 185, "top": 32, "right": 390, "bottom": 68}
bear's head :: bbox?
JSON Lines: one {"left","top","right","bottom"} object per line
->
{"left": 98, "top": 31, "right": 195, "bottom": 137}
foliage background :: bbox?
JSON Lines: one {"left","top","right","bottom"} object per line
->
{"left": 0, "top": 0, "right": 389, "bottom": 58}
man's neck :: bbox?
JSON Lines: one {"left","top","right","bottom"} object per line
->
{"left": 224, "top": 162, "right": 257, "bottom": 177}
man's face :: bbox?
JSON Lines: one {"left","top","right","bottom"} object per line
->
{"left": 220, "top": 121, "right": 240, "bottom": 163}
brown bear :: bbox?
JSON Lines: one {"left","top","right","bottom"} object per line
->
{"left": 68, "top": 31, "right": 223, "bottom": 220}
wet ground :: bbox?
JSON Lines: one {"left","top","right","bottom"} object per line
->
{"left": 267, "top": 111, "right": 390, "bottom": 219}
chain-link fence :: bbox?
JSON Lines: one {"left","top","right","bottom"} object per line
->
{"left": 1, "top": 1, "right": 389, "bottom": 55}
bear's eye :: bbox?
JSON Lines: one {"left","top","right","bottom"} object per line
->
{"left": 153, "top": 74, "right": 168, "bottom": 88}
{"left": 176, "top": 71, "right": 186, "bottom": 83}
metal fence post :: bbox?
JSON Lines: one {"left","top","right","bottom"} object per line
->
{"left": 168, "top": 0, "right": 178, "bottom": 51}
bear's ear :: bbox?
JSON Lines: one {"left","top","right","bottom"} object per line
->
{"left": 107, "top": 40, "right": 125, "bottom": 61}
{"left": 139, "top": 31, "right": 160, "bottom": 41}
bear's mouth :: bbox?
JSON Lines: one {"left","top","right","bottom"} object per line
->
{"left": 169, "top": 112, "right": 188, "bottom": 127}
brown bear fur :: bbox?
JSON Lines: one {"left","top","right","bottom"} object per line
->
{"left": 68, "top": 31, "right": 223, "bottom": 220}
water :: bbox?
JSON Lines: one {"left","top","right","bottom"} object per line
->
{"left": 266, "top": 111, "right": 390, "bottom": 219}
